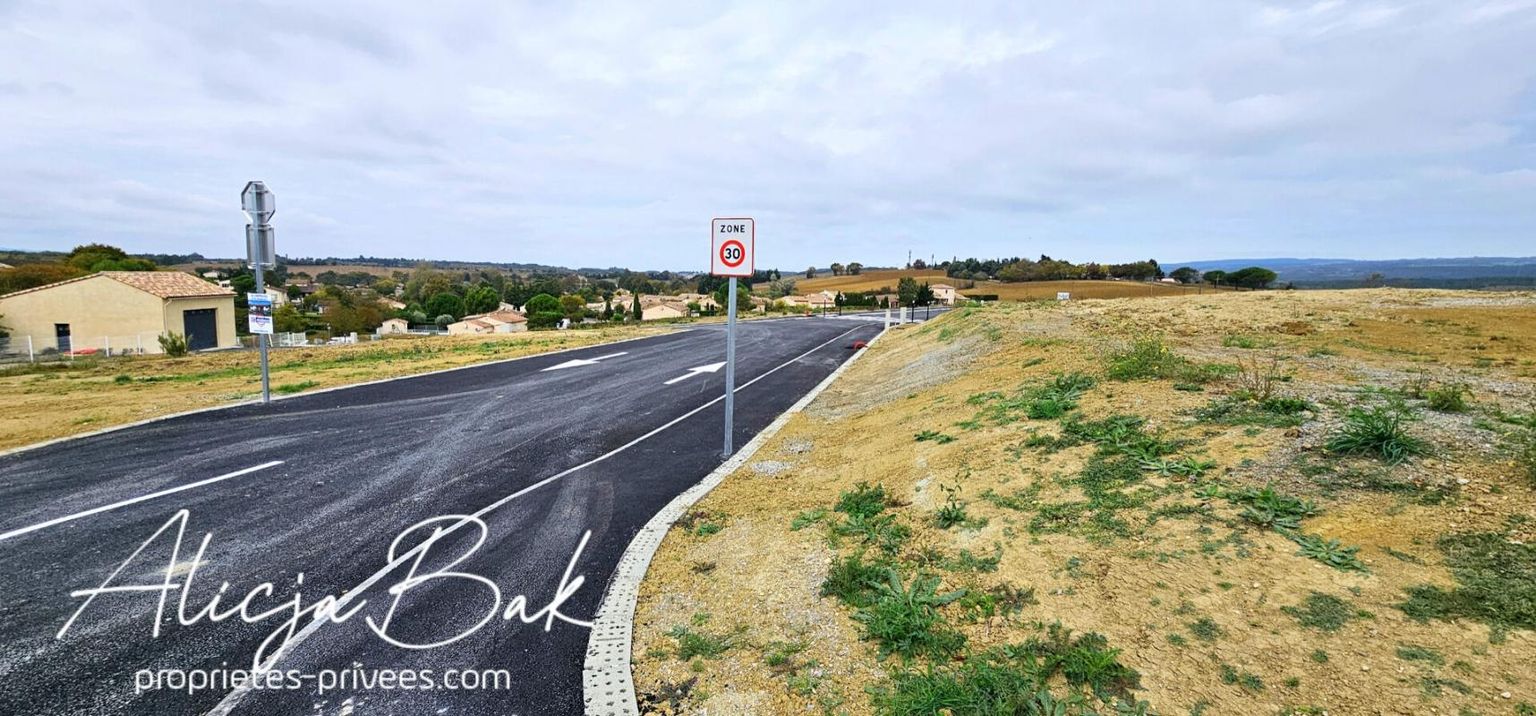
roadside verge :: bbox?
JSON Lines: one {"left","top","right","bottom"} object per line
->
{"left": 581, "top": 328, "right": 886, "bottom": 716}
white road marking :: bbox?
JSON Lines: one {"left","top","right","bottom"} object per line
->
{"left": 205, "top": 324, "right": 869, "bottom": 715}
{"left": 540, "top": 352, "right": 628, "bottom": 372}
{"left": 0, "top": 460, "right": 285, "bottom": 543}
{"left": 662, "top": 361, "right": 726, "bottom": 385}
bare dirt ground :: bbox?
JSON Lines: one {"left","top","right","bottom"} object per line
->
{"left": 632, "top": 289, "right": 1536, "bottom": 716}
{"left": 0, "top": 325, "right": 672, "bottom": 452}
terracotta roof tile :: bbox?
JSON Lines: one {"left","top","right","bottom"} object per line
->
{"left": 102, "top": 271, "right": 234, "bottom": 298}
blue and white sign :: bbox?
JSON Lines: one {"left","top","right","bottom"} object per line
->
{"left": 247, "top": 292, "right": 274, "bottom": 335}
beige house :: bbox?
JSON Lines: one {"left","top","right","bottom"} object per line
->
{"left": 930, "top": 283, "right": 964, "bottom": 305}
{"left": 447, "top": 310, "right": 528, "bottom": 335}
{"left": 642, "top": 302, "right": 688, "bottom": 321}
{"left": 379, "top": 317, "right": 410, "bottom": 334}
{"left": 0, "top": 271, "right": 235, "bottom": 354}
{"left": 676, "top": 292, "right": 720, "bottom": 310}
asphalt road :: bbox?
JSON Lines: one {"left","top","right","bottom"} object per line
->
{"left": 0, "top": 316, "right": 883, "bottom": 715}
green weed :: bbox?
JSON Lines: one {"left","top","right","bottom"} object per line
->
{"left": 667, "top": 624, "right": 739, "bottom": 660}
{"left": 1326, "top": 402, "right": 1430, "bottom": 463}
{"left": 852, "top": 569, "right": 967, "bottom": 660}
{"left": 1229, "top": 484, "right": 1318, "bottom": 531}
{"left": 1290, "top": 533, "right": 1368, "bottom": 571}
{"left": 1194, "top": 395, "right": 1312, "bottom": 428}
{"left": 1395, "top": 644, "right": 1445, "bottom": 667}
{"left": 1425, "top": 383, "right": 1472, "bottom": 412}
{"left": 1106, "top": 338, "right": 1227, "bottom": 384}
{"left": 791, "top": 507, "right": 828, "bottom": 531}
{"left": 1187, "top": 617, "right": 1223, "bottom": 643}
{"left": 834, "top": 512, "right": 910, "bottom": 555}
{"left": 836, "top": 482, "right": 890, "bottom": 519}
{"left": 915, "top": 430, "right": 956, "bottom": 444}
{"left": 821, "top": 552, "right": 891, "bottom": 608}
{"left": 273, "top": 380, "right": 319, "bottom": 394}
{"left": 1283, "top": 592, "right": 1357, "bottom": 632}
{"left": 1398, "top": 532, "right": 1536, "bottom": 631}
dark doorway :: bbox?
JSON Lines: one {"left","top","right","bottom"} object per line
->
{"left": 54, "top": 323, "right": 71, "bottom": 353}
{"left": 182, "top": 309, "right": 217, "bottom": 351}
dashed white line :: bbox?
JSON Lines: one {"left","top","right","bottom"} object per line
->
{"left": 204, "top": 324, "right": 868, "bottom": 715}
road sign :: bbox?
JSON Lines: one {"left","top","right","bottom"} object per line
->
{"left": 241, "top": 181, "right": 275, "bottom": 221}
{"left": 710, "top": 218, "right": 754, "bottom": 277}
{"left": 247, "top": 292, "right": 274, "bottom": 335}
{"left": 242, "top": 181, "right": 276, "bottom": 403}
{"left": 246, "top": 225, "right": 276, "bottom": 268}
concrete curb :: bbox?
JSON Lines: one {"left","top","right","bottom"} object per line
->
{"left": 581, "top": 327, "right": 884, "bottom": 715}
{"left": 0, "top": 329, "right": 687, "bottom": 460}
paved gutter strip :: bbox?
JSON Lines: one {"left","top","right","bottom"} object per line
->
{"left": 581, "top": 327, "right": 885, "bottom": 716}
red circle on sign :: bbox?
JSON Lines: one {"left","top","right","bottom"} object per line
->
{"left": 719, "top": 239, "right": 746, "bottom": 268}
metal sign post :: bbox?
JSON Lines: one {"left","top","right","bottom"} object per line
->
{"left": 711, "top": 217, "right": 755, "bottom": 458}
{"left": 242, "top": 181, "right": 276, "bottom": 404}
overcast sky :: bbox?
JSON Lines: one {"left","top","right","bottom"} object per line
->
{"left": 1, "top": 1, "right": 1533, "bottom": 271}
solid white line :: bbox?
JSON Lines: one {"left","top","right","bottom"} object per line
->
{"left": 0, "top": 460, "right": 285, "bottom": 543}
{"left": 204, "top": 324, "right": 867, "bottom": 715}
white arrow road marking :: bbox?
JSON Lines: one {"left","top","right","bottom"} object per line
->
{"left": 539, "top": 352, "right": 628, "bottom": 372}
{"left": 663, "top": 361, "right": 727, "bottom": 385}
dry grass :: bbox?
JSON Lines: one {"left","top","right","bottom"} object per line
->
{"left": 632, "top": 288, "right": 1536, "bottom": 715}
{"left": 0, "top": 325, "right": 673, "bottom": 452}
{"left": 793, "top": 269, "right": 1229, "bottom": 302}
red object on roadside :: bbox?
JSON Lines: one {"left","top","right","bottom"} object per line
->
{"left": 850, "top": 340, "right": 868, "bottom": 350}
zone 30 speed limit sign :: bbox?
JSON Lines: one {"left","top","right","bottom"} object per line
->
{"left": 710, "top": 218, "right": 755, "bottom": 277}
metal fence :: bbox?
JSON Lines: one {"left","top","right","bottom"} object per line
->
{"left": 0, "top": 334, "right": 159, "bottom": 365}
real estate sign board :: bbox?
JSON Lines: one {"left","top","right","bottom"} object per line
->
{"left": 247, "top": 292, "right": 274, "bottom": 335}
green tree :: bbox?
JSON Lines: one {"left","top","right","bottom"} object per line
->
{"left": 66, "top": 244, "right": 156, "bottom": 272}
{"left": 631, "top": 292, "right": 642, "bottom": 320}
{"left": 559, "top": 294, "right": 586, "bottom": 319}
{"left": 1228, "top": 266, "right": 1278, "bottom": 289}
{"left": 805, "top": 266, "right": 816, "bottom": 279}
{"left": 713, "top": 282, "right": 753, "bottom": 315}
{"left": 1204, "top": 270, "right": 1228, "bottom": 286}
{"left": 1169, "top": 267, "right": 1201, "bottom": 284}
{"left": 526, "top": 293, "right": 561, "bottom": 315}
{"left": 847, "top": 262, "right": 863, "bottom": 275}
{"left": 915, "top": 282, "right": 935, "bottom": 306}
{"left": 273, "top": 304, "right": 308, "bottom": 333}
{"left": 830, "top": 262, "right": 844, "bottom": 276}
{"left": 463, "top": 284, "right": 500, "bottom": 314}
{"left": 0, "top": 263, "right": 88, "bottom": 294}
{"left": 434, "top": 314, "right": 455, "bottom": 328}
{"left": 426, "top": 292, "right": 466, "bottom": 320}
{"left": 897, "top": 276, "right": 919, "bottom": 306}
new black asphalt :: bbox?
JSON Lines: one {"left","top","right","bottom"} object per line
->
{"left": 0, "top": 316, "right": 883, "bottom": 715}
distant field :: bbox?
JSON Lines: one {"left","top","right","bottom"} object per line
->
{"left": 167, "top": 262, "right": 406, "bottom": 278}
{"left": 794, "top": 270, "right": 1228, "bottom": 300}
{"left": 794, "top": 270, "right": 952, "bottom": 293}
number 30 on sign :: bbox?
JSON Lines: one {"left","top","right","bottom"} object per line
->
{"left": 710, "top": 218, "right": 755, "bottom": 277}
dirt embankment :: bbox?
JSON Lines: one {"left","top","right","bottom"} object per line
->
{"left": 632, "top": 289, "right": 1536, "bottom": 716}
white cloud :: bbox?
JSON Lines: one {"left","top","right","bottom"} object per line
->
{"left": 0, "top": 0, "right": 1532, "bottom": 268}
